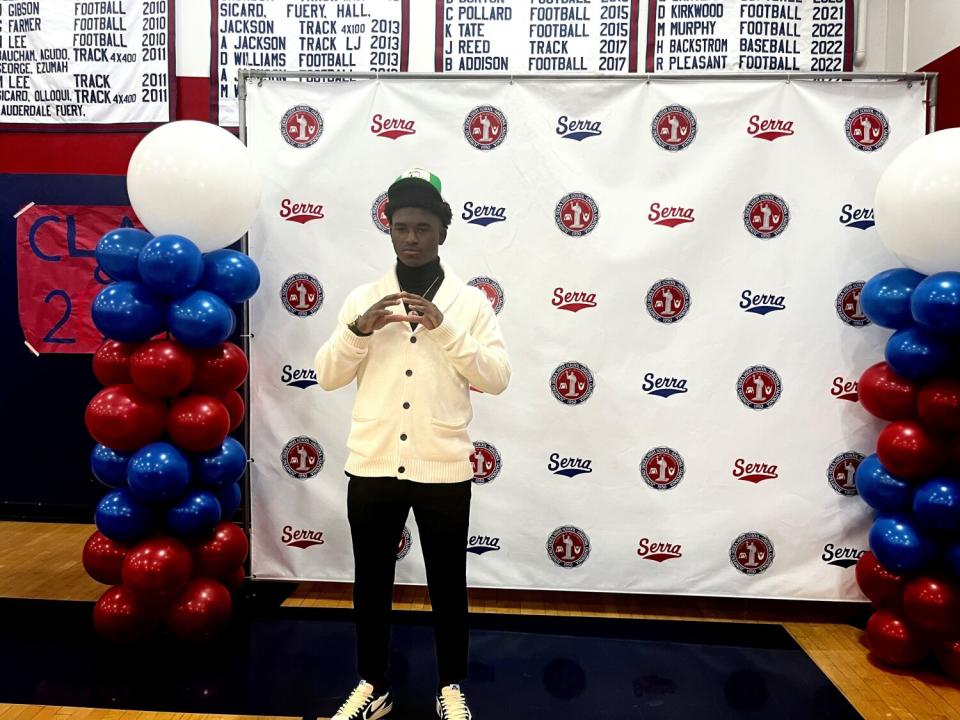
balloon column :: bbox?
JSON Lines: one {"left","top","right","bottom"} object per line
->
{"left": 83, "top": 121, "right": 261, "bottom": 643}
{"left": 856, "top": 128, "right": 960, "bottom": 678}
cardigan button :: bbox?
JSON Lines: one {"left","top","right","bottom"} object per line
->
{"left": 400, "top": 434, "right": 407, "bottom": 441}
{"left": 398, "top": 466, "right": 405, "bottom": 474}
{"left": 402, "top": 402, "right": 410, "bottom": 409}
{"left": 405, "top": 369, "right": 413, "bottom": 377}
{"left": 410, "top": 336, "right": 417, "bottom": 344}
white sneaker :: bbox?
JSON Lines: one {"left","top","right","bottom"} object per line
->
{"left": 332, "top": 680, "right": 393, "bottom": 720}
{"left": 436, "top": 684, "right": 472, "bottom": 719}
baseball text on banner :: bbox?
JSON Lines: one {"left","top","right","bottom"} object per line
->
{"left": 645, "top": 0, "right": 855, "bottom": 72}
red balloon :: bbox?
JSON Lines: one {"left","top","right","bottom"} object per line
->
{"left": 917, "top": 377, "right": 960, "bottom": 433}
{"left": 192, "top": 342, "right": 248, "bottom": 395}
{"left": 220, "top": 389, "right": 245, "bottom": 433}
{"left": 93, "top": 585, "right": 161, "bottom": 643}
{"left": 859, "top": 362, "right": 918, "bottom": 421}
{"left": 865, "top": 608, "right": 930, "bottom": 667}
{"left": 225, "top": 566, "right": 246, "bottom": 592}
{"left": 165, "top": 578, "right": 233, "bottom": 643}
{"left": 191, "top": 522, "right": 249, "bottom": 579}
{"left": 855, "top": 551, "right": 905, "bottom": 608}
{"left": 121, "top": 536, "right": 193, "bottom": 601}
{"left": 876, "top": 420, "right": 948, "bottom": 480}
{"left": 83, "top": 530, "right": 132, "bottom": 585}
{"left": 84, "top": 384, "right": 167, "bottom": 452}
{"left": 168, "top": 395, "right": 231, "bottom": 453}
{"left": 93, "top": 340, "right": 138, "bottom": 386}
{"left": 903, "top": 576, "right": 960, "bottom": 635}
{"left": 130, "top": 339, "right": 195, "bottom": 397}
{"left": 935, "top": 639, "right": 960, "bottom": 681}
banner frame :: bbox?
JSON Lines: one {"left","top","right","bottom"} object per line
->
{"left": 235, "top": 70, "right": 937, "bottom": 598}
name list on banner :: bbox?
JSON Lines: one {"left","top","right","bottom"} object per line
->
{"left": 215, "top": 0, "right": 410, "bottom": 127}
{"left": 435, "top": 0, "right": 642, "bottom": 73}
{"left": 0, "top": 0, "right": 174, "bottom": 126}
{"left": 645, "top": 0, "right": 853, "bottom": 73}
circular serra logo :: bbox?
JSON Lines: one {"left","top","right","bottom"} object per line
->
{"left": 743, "top": 194, "right": 790, "bottom": 239}
{"left": 281, "top": 273, "right": 324, "bottom": 317}
{"left": 468, "top": 276, "right": 505, "bottom": 314}
{"left": 547, "top": 526, "right": 591, "bottom": 568}
{"left": 652, "top": 105, "right": 697, "bottom": 151}
{"left": 555, "top": 193, "right": 600, "bottom": 237}
{"left": 550, "top": 362, "right": 595, "bottom": 406}
{"left": 281, "top": 436, "right": 324, "bottom": 479}
{"left": 736, "top": 365, "right": 782, "bottom": 410}
{"left": 464, "top": 105, "right": 508, "bottom": 150}
{"left": 640, "top": 447, "right": 685, "bottom": 490}
{"left": 729, "top": 532, "right": 775, "bottom": 575}
{"left": 845, "top": 107, "right": 889, "bottom": 151}
{"left": 281, "top": 105, "right": 323, "bottom": 148}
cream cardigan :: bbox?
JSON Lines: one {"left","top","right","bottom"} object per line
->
{"left": 314, "top": 264, "right": 511, "bottom": 483}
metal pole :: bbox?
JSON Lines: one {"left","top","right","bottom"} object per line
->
{"left": 236, "top": 67, "right": 254, "bottom": 571}
{"left": 239, "top": 70, "right": 932, "bottom": 83}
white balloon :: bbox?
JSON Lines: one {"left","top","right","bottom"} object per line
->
{"left": 875, "top": 128, "right": 960, "bottom": 275}
{"left": 126, "top": 121, "right": 262, "bottom": 253}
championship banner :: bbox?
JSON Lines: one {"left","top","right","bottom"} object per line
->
{"left": 434, "top": 0, "right": 643, "bottom": 73}
{"left": 243, "top": 75, "right": 925, "bottom": 600}
{"left": 16, "top": 204, "right": 142, "bottom": 353}
{"left": 0, "top": 0, "right": 175, "bottom": 128}
{"left": 645, "top": 0, "right": 855, "bottom": 73}
{"left": 212, "top": 0, "right": 411, "bottom": 127}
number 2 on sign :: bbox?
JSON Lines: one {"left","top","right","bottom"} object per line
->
{"left": 43, "top": 289, "right": 75, "bottom": 344}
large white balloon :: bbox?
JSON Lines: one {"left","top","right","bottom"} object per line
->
{"left": 127, "top": 121, "right": 262, "bottom": 253}
{"left": 875, "top": 128, "right": 960, "bottom": 275}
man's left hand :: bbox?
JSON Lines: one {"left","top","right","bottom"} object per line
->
{"left": 400, "top": 291, "right": 443, "bottom": 330}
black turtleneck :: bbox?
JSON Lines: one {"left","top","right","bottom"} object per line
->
{"left": 396, "top": 257, "right": 444, "bottom": 301}
{"left": 397, "top": 257, "right": 444, "bottom": 331}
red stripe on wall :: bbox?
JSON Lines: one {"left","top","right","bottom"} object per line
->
{"left": 0, "top": 77, "right": 212, "bottom": 175}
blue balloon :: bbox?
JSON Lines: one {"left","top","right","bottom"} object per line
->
{"left": 96, "top": 228, "right": 152, "bottom": 282}
{"left": 138, "top": 235, "right": 204, "bottom": 296}
{"left": 860, "top": 268, "right": 927, "bottom": 329}
{"left": 855, "top": 454, "right": 914, "bottom": 513}
{"left": 884, "top": 326, "right": 953, "bottom": 380}
{"left": 215, "top": 482, "right": 242, "bottom": 521}
{"left": 128, "top": 442, "right": 191, "bottom": 504}
{"left": 92, "top": 281, "right": 166, "bottom": 342}
{"left": 913, "top": 476, "right": 960, "bottom": 532}
{"left": 201, "top": 250, "right": 261, "bottom": 304}
{"left": 167, "top": 290, "right": 236, "bottom": 348}
{"left": 90, "top": 444, "right": 131, "bottom": 489}
{"left": 945, "top": 541, "right": 960, "bottom": 577}
{"left": 195, "top": 437, "right": 247, "bottom": 488}
{"left": 166, "top": 489, "right": 221, "bottom": 537}
{"left": 911, "top": 272, "right": 960, "bottom": 335}
{"left": 869, "top": 514, "right": 937, "bottom": 573}
{"left": 95, "top": 489, "right": 155, "bottom": 543}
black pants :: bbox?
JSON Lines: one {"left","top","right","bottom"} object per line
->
{"left": 347, "top": 475, "right": 472, "bottom": 687}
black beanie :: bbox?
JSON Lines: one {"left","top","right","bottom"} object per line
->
{"left": 386, "top": 177, "right": 453, "bottom": 227}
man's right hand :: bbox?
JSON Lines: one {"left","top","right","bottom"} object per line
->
{"left": 355, "top": 293, "right": 417, "bottom": 334}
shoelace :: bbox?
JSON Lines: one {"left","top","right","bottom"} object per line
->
{"left": 336, "top": 683, "right": 374, "bottom": 717}
{"left": 439, "top": 687, "right": 470, "bottom": 720}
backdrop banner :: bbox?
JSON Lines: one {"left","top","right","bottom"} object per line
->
{"left": 244, "top": 75, "right": 925, "bottom": 600}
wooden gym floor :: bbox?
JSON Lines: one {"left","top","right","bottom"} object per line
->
{"left": 1, "top": 522, "right": 959, "bottom": 720}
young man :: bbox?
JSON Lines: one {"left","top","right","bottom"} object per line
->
{"left": 314, "top": 170, "right": 511, "bottom": 720}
